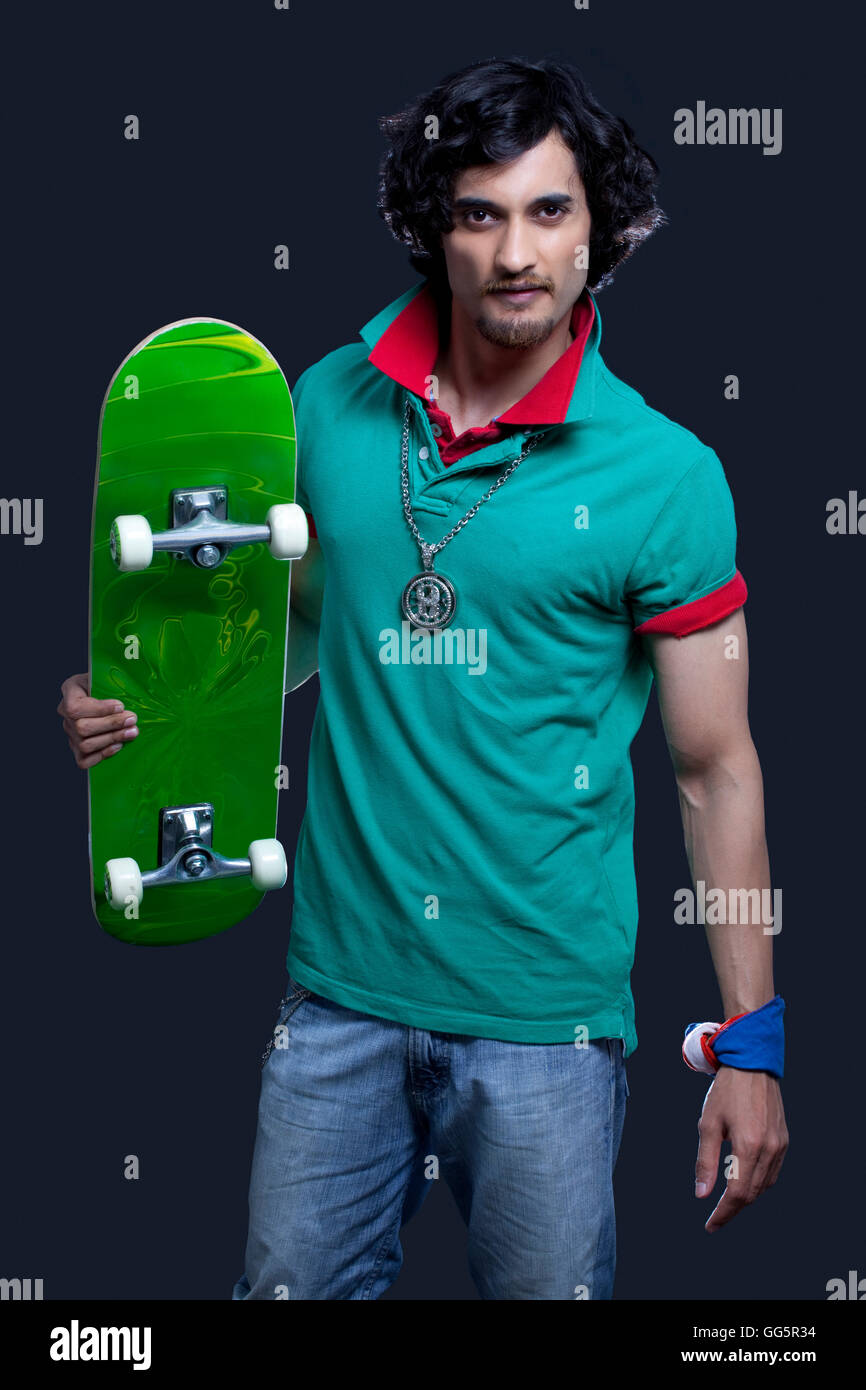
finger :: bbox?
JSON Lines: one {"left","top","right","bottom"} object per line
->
{"left": 748, "top": 1144, "right": 777, "bottom": 1200}
{"left": 59, "top": 674, "right": 96, "bottom": 710}
{"left": 74, "top": 711, "right": 138, "bottom": 740}
{"left": 67, "top": 695, "right": 128, "bottom": 719}
{"left": 762, "top": 1129, "right": 789, "bottom": 1190}
{"left": 75, "top": 742, "right": 122, "bottom": 769}
{"left": 695, "top": 1121, "right": 722, "bottom": 1200}
{"left": 59, "top": 672, "right": 88, "bottom": 704}
{"left": 705, "top": 1182, "right": 748, "bottom": 1232}
{"left": 78, "top": 726, "right": 138, "bottom": 755}
{"left": 61, "top": 672, "right": 129, "bottom": 718}
{"left": 756, "top": 1128, "right": 795, "bottom": 1195}
{"left": 63, "top": 716, "right": 112, "bottom": 738}
{"left": 705, "top": 1167, "right": 754, "bottom": 1231}
{"left": 67, "top": 728, "right": 133, "bottom": 759}
{"left": 705, "top": 1144, "right": 766, "bottom": 1232}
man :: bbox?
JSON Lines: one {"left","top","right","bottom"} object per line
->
{"left": 59, "top": 56, "right": 787, "bottom": 1300}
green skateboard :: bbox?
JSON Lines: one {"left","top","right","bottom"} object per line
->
{"left": 88, "top": 317, "right": 307, "bottom": 944}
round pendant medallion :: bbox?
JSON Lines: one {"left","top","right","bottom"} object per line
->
{"left": 401, "top": 572, "right": 457, "bottom": 629}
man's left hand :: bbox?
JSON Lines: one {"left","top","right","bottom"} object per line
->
{"left": 695, "top": 1067, "right": 788, "bottom": 1231}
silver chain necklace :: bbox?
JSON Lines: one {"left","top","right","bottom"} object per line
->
{"left": 399, "top": 393, "right": 544, "bottom": 629}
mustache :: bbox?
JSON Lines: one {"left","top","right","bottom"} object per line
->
{"left": 484, "top": 279, "right": 554, "bottom": 294}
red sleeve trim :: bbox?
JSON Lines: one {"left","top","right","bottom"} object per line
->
{"left": 305, "top": 511, "right": 317, "bottom": 541}
{"left": 634, "top": 569, "right": 747, "bottom": 639}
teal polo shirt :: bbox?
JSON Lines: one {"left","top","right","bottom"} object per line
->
{"left": 286, "top": 281, "right": 747, "bottom": 1056}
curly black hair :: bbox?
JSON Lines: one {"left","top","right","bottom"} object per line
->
{"left": 377, "top": 56, "right": 667, "bottom": 296}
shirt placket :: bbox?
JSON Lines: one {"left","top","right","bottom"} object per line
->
{"left": 404, "top": 393, "right": 535, "bottom": 528}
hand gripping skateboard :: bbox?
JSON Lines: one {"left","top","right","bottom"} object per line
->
{"left": 88, "top": 317, "right": 307, "bottom": 944}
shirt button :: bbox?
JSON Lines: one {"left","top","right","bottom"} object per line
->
{"left": 419, "top": 446, "right": 429, "bottom": 460}
{"left": 431, "top": 424, "right": 442, "bottom": 437}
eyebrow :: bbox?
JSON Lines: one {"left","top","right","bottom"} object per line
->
{"left": 451, "top": 192, "right": 575, "bottom": 212}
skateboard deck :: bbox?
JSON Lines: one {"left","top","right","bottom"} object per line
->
{"left": 88, "top": 317, "right": 307, "bottom": 944}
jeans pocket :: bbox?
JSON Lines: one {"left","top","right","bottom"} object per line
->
{"left": 607, "top": 1036, "right": 630, "bottom": 1098}
{"left": 260, "top": 984, "right": 311, "bottom": 1070}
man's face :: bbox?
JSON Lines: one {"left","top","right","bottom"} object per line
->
{"left": 440, "top": 128, "right": 592, "bottom": 349}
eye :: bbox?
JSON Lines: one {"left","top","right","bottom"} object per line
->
{"left": 463, "top": 208, "right": 494, "bottom": 225}
{"left": 537, "top": 204, "right": 567, "bottom": 219}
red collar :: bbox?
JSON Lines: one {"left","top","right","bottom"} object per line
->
{"left": 368, "top": 283, "right": 596, "bottom": 426}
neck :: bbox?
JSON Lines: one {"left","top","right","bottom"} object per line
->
{"left": 432, "top": 292, "right": 577, "bottom": 436}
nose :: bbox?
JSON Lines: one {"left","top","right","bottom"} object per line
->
{"left": 494, "top": 215, "right": 538, "bottom": 277}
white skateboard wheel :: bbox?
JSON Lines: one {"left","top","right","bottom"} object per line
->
{"left": 104, "top": 857, "right": 143, "bottom": 911}
{"left": 266, "top": 503, "right": 308, "bottom": 560}
{"left": 110, "top": 515, "right": 154, "bottom": 572}
{"left": 248, "top": 838, "right": 288, "bottom": 891}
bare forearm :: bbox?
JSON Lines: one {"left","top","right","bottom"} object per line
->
{"left": 676, "top": 741, "right": 775, "bottom": 1017}
{"left": 647, "top": 618, "right": 789, "bottom": 1229}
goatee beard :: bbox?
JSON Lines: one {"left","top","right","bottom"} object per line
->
{"left": 475, "top": 312, "right": 557, "bottom": 349}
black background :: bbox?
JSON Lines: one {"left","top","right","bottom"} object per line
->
{"left": 2, "top": 0, "right": 863, "bottom": 1302}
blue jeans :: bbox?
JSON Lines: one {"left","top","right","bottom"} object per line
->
{"left": 232, "top": 975, "right": 629, "bottom": 1300}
